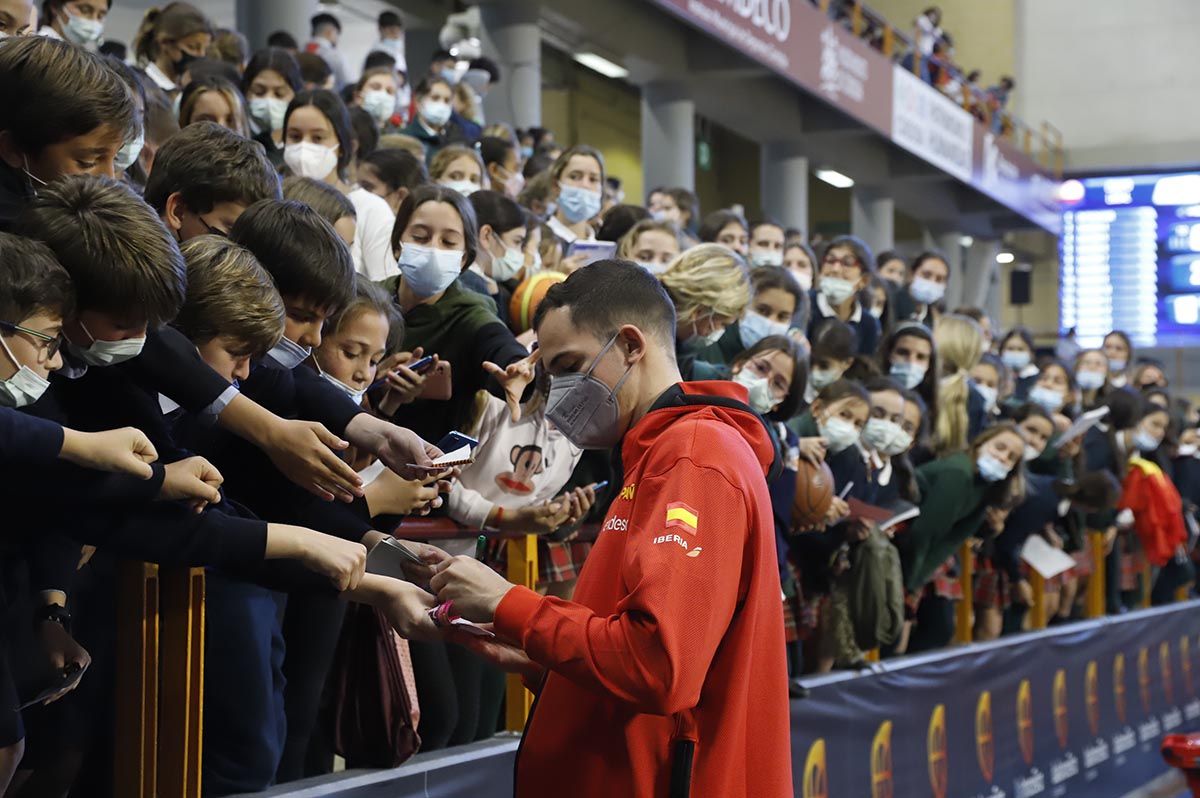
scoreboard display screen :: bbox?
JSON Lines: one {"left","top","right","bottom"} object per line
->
{"left": 1060, "top": 172, "right": 1200, "bottom": 348}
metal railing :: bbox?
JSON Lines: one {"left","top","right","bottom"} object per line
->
{"left": 818, "top": 0, "right": 1065, "bottom": 178}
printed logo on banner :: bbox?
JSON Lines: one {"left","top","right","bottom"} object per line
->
{"left": 802, "top": 738, "right": 828, "bottom": 798}
{"left": 890, "top": 65, "right": 974, "bottom": 183}
{"left": 1138, "top": 648, "right": 1151, "bottom": 713}
{"left": 927, "top": 704, "right": 948, "bottom": 798}
{"left": 975, "top": 691, "right": 994, "bottom": 782}
{"left": 870, "top": 720, "right": 893, "bottom": 798}
{"left": 1017, "top": 679, "right": 1035, "bottom": 766}
{"left": 1182, "top": 636, "right": 1194, "bottom": 697}
{"left": 1053, "top": 669, "right": 1069, "bottom": 749}
{"left": 1161, "top": 640, "right": 1175, "bottom": 706}
{"left": 819, "top": 26, "right": 868, "bottom": 104}
{"left": 1114, "top": 653, "right": 1128, "bottom": 724}
{"left": 1086, "top": 661, "right": 1101, "bottom": 737}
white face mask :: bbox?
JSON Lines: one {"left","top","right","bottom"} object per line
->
{"left": 819, "top": 276, "right": 858, "bottom": 306}
{"left": 399, "top": 243, "right": 464, "bottom": 298}
{"left": 909, "top": 276, "right": 946, "bottom": 305}
{"left": 732, "top": 368, "right": 778, "bottom": 415}
{"left": 420, "top": 99, "right": 452, "bottom": 128}
{"left": 440, "top": 179, "right": 478, "bottom": 197}
{"left": 70, "top": 322, "right": 145, "bottom": 367}
{"left": 792, "top": 270, "right": 813, "bottom": 291}
{"left": 881, "top": 427, "right": 914, "bottom": 456}
{"left": 284, "top": 141, "right": 338, "bottom": 179}
{"left": 750, "top": 249, "right": 783, "bottom": 268}
{"left": 1023, "top": 444, "right": 1041, "bottom": 462}
{"left": 0, "top": 335, "right": 50, "bottom": 408}
{"left": 486, "top": 238, "right": 525, "bottom": 282}
{"left": 114, "top": 128, "right": 145, "bottom": 173}
{"left": 862, "top": 417, "right": 903, "bottom": 453}
{"left": 249, "top": 97, "right": 289, "bottom": 133}
{"left": 819, "top": 414, "right": 861, "bottom": 453}
{"left": 320, "top": 371, "right": 366, "bottom": 405}
{"left": 361, "top": 89, "right": 395, "bottom": 126}
{"left": 63, "top": 11, "right": 104, "bottom": 45}
{"left": 975, "top": 382, "right": 999, "bottom": 411}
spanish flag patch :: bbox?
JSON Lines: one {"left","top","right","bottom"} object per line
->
{"left": 665, "top": 501, "right": 698, "bottom": 534}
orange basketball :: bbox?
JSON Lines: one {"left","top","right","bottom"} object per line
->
{"left": 509, "top": 271, "right": 566, "bottom": 333}
{"left": 792, "top": 459, "right": 835, "bottom": 529}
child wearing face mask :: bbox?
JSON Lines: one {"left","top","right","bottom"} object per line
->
{"left": 460, "top": 190, "right": 529, "bottom": 324}
{"left": 545, "top": 145, "right": 606, "bottom": 247}
{"left": 970, "top": 353, "right": 1008, "bottom": 421}
{"left": 796, "top": 318, "right": 856, "bottom": 408}
{"left": 699, "top": 266, "right": 806, "bottom": 367}
{"left": 808, "top": 235, "right": 881, "bottom": 356}
{"left": 998, "top": 326, "right": 1039, "bottom": 401}
{"left": 656, "top": 243, "right": 751, "bottom": 382}
{"left": 1071, "top": 348, "right": 1111, "bottom": 413}
{"left": 892, "top": 251, "right": 950, "bottom": 326}
{"left": 896, "top": 424, "right": 1026, "bottom": 653}
{"left": 1026, "top": 359, "right": 1075, "bottom": 419}
{"left": 383, "top": 184, "right": 529, "bottom": 443}
{"left": 1103, "top": 329, "right": 1133, "bottom": 389}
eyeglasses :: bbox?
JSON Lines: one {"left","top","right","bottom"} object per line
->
{"left": 0, "top": 320, "right": 63, "bottom": 357}
{"left": 822, "top": 253, "right": 862, "bottom": 272}
{"left": 198, "top": 215, "right": 230, "bottom": 238}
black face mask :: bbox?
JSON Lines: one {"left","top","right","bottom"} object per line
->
{"left": 173, "top": 50, "right": 197, "bottom": 76}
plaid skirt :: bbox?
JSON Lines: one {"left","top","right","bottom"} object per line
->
{"left": 1118, "top": 531, "right": 1147, "bottom": 592}
{"left": 486, "top": 538, "right": 594, "bottom": 585}
{"left": 973, "top": 557, "right": 1010, "bottom": 609}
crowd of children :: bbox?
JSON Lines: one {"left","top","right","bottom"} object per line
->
{"left": 0, "top": 2, "right": 1190, "bottom": 797}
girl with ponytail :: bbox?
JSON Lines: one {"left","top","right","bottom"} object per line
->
{"left": 933, "top": 314, "right": 986, "bottom": 455}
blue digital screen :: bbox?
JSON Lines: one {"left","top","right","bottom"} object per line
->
{"left": 1059, "top": 173, "right": 1200, "bottom": 347}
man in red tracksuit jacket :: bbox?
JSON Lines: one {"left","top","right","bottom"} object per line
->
{"left": 431, "top": 261, "right": 792, "bottom": 797}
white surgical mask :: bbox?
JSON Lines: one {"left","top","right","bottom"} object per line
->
{"left": 249, "top": 97, "right": 289, "bottom": 133}
{"left": 819, "top": 276, "right": 858, "bottom": 306}
{"left": 361, "top": 89, "right": 395, "bottom": 126}
{"left": 881, "top": 428, "right": 914, "bottom": 457}
{"left": 1133, "top": 427, "right": 1162, "bottom": 452}
{"left": 750, "top": 249, "right": 783, "bottom": 268}
{"left": 810, "top": 368, "right": 840, "bottom": 390}
{"left": 1001, "top": 350, "right": 1031, "bottom": 370}
{"left": 1109, "top": 358, "right": 1127, "bottom": 373}
{"left": 793, "top": 270, "right": 813, "bottom": 291}
{"left": 284, "top": 141, "right": 338, "bottom": 179}
{"left": 738, "top": 310, "right": 789, "bottom": 350}
{"left": 1076, "top": 369, "right": 1105, "bottom": 391}
{"left": 975, "top": 382, "right": 999, "bottom": 412}
{"left": 977, "top": 451, "right": 1011, "bottom": 482}
{"left": 398, "top": 243, "right": 463, "bottom": 298}
{"left": 487, "top": 242, "right": 525, "bottom": 282}
{"left": 0, "top": 336, "right": 50, "bottom": 408}
{"left": 321, "top": 371, "right": 367, "bottom": 405}
{"left": 1029, "top": 384, "right": 1064, "bottom": 412}
{"left": 63, "top": 11, "right": 104, "bottom": 46}
{"left": 889, "top": 360, "right": 926, "bottom": 390}
{"left": 863, "top": 417, "right": 903, "bottom": 453}
{"left": 114, "top": 128, "right": 145, "bottom": 173}
{"left": 70, "top": 322, "right": 145, "bottom": 367}
{"left": 420, "top": 98, "right": 452, "bottom": 127}
{"left": 1023, "top": 444, "right": 1041, "bottom": 462}
{"left": 732, "top": 369, "right": 778, "bottom": 415}
{"left": 636, "top": 260, "right": 668, "bottom": 276}
{"left": 818, "top": 415, "right": 861, "bottom": 454}
{"left": 441, "top": 179, "right": 478, "bottom": 197}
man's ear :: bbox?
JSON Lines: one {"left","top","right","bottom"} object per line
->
{"left": 163, "top": 191, "right": 187, "bottom": 234}
{"left": 617, "top": 324, "right": 648, "bottom": 365}
{"left": 0, "top": 131, "right": 25, "bottom": 170}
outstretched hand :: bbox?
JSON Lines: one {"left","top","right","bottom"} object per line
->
{"left": 483, "top": 349, "right": 542, "bottom": 423}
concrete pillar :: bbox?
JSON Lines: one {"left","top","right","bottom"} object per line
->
{"left": 640, "top": 80, "right": 695, "bottom": 192}
{"left": 850, "top": 188, "right": 894, "bottom": 261}
{"left": 403, "top": 24, "right": 442, "bottom": 89}
{"left": 478, "top": 0, "right": 541, "bottom": 128}
{"left": 963, "top": 238, "right": 1002, "bottom": 319}
{"left": 760, "top": 141, "right": 809, "bottom": 234}
{"left": 236, "top": 0, "right": 314, "bottom": 52}
{"left": 936, "top": 232, "right": 965, "bottom": 309}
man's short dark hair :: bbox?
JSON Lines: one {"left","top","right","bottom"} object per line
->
{"left": 296, "top": 51, "right": 332, "bottom": 86}
{"left": 431, "top": 49, "right": 453, "bottom": 64}
{"left": 0, "top": 231, "right": 74, "bottom": 323}
{"left": 15, "top": 176, "right": 185, "bottom": 326}
{"left": 378, "top": 11, "right": 403, "bottom": 29}
{"left": 0, "top": 36, "right": 134, "bottom": 156}
{"left": 533, "top": 260, "right": 676, "bottom": 348}
{"left": 363, "top": 50, "right": 396, "bottom": 72}
{"left": 230, "top": 199, "right": 355, "bottom": 314}
{"left": 311, "top": 12, "right": 341, "bottom": 35}
{"left": 267, "top": 30, "right": 298, "bottom": 50}
{"left": 144, "top": 122, "right": 281, "bottom": 216}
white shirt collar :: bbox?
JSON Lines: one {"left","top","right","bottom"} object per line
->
{"left": 815, "top": 290, "right": 863, "bottom": 323}
{"left": 1018, "top": 363, "right": 1040, "bottom": 379}
{"left": 158, "top": 393, "right": 181, "bottom": 415}
{"left": 37, "top": 25, "right": 62, "bottom": 40}
{"left": 547, "top": 214, "right": 579, "bottom": 244}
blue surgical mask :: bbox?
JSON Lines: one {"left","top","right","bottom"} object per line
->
{"left": 266, "top": 337, "right": 312, "bottom": 370}
{"left": 909, "top": 276, "right": 946, "bottom": 305}
{"left": 1133, "top": 428, "right": 1162, "bottom": 452}
{"left": 520, "top": 145, "right": 534, "bottom": 159}
{"left": 249, "top": 97, "right": 289, "bottom": 133}
{"left": 976, "top": 451, "right": 1011, "bottom": 482}
{"left": 1109, "top": 359, "right": 1127, "bottom": 373}
{"left": 545, "top": 333, "right": 634, "bottom": 450}
{"left": 889, "top": 360, "right": 927, "bottom": 390}
{"left": 398, "top": 243, "right": 464, "bottom": 298}
{"left": 738, "top": 310, "right": 789, "bottom": 350}
{"left": 557, "top": 183, "right": 602, "bottom": 224}
{"left": 1076, "top": 369, "right": 1105, "bottom": 390}
{"left": 1029, "top": 384, "right": 1064, "bottom": 412}
{"left": 1002, "top": 350, "right": 1031, "bottom": 370}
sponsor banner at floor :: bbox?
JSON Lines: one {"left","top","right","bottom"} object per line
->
{"left": 792, "top": 601, "right": 1200, "bottom": 798}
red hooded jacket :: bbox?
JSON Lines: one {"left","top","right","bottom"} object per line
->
{"left": 494, "top": 381, "right": 792, "bottom": 798}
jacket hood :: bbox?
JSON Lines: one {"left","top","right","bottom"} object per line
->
{"left": 622, "top": 381, "right": 779, "bottom": 478}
